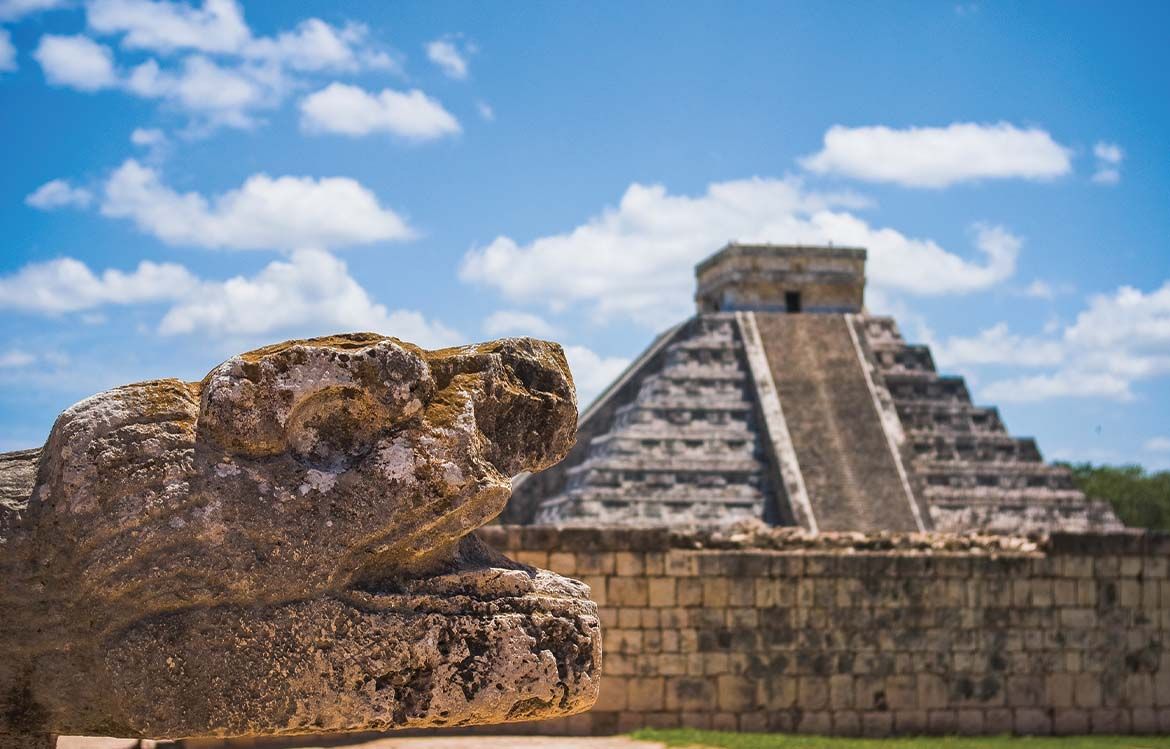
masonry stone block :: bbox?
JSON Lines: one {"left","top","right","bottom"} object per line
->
{"left": 648, "top": 577, "right": 676, "bottom": 607}
{"left": 798, "top": 711, "right": 833, "bottom": 735}
{"left": 832, "top": 710, "right": 861, "bottom": 736}
{"left": 703, "top": 578, "right": 731, "bottom": 607}
{"left": 1052, "top": 708, "right": 1089, "bottom": 735}
{"left": 717, "top": 675, "right": 759, "bottom": 712}
{"left": 678, "top": 578, "right": 704, "bottom": 607}
{"left": 610, "top": 577, "right": 650, "bottom": 607}
{"left": 643, "top": 712, "right": 679, "bottom": 729}
{"left": 666, "top": 551, "right": 699, "bottom": 577}
{"left": 1007, "top": 675, "right": 1045, "bottom": 707}
{"left": 581, "top": 574, "right": 608, "bottom": 605}
{"left": 576, "top": 552, "right": 615, "bottom": 575}
{"left": 657, "top": 653, "right": 687, "bottom": 676}
{"left": 1046, "top": 673, "right": 1074, "bottom": 708}
{"left": 595, "top": 677, "right": 629, "bottom": 712}
{"left": 829, "top": 674, "right": 854, "bottom": 710}
{"left": 1126, "top": 673, "right": 1156, "bottom": 707}
{"left": 679, "top": 712, "right": 712, "bottom": 730}
{"left": 548, "top": 551, "right": 576, "bottom": 574}
{"left": 1132, "top": 707, "right": 1160, "bottom": 734}
{"left": 1091, "top": 708, "right": 1127, "bottom": 733}
{"left": 917, "top": 673, "right": 948, "bottom": 709}
{"left": 1146, "top": 557, "right": 1170, "bottom": 579}
{"left": 616, "top": 552, "right": 646, "bottom": 577}
{"left": 893, "top": 710, "right": 929, "bottom": 734}
{"left": 664, "top": 677, "right": 714, "bottom": 713}
{"left": 980, "top": 707, "right": 1011, "bottom": 734}
{"left": 627, "top": 677, "right": 666, "bottom": 711}
{"left": 729, "top": 607, "right": 759, "bottom": 628}
{"left": 1075, "top": 673, "right": 1103, "bottom": 708}
{"left": 1014, "top": 708, "right": 1052, "bottom": 735}
{"left": 799, "top": 677, "right": 830, "bottom": 711}
{"left": 862, "top": 711, "right": 894, "bottom": 737}
{"left": 711, "top": 713, "right": 738, "bottom": 731}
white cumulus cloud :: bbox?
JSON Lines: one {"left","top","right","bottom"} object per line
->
{"left": 1145, "top": 437, "right": 1170, "bottom": 453}
{"left": 0, "top": 0, "right": 65, "bottom": 21}
{"left": 35, "top": 32, "right": 279, "bottom": 129}
{"left": 0, "top": 256, "right": 198, "bottom": 313}
{"left": 460, "top": 177, "right": 1019, "bottom": 328}
{"left": 1092, "top": 140, "right": 1124, "bottom": 185}
{"left": 944, "top": 279, "right": 1170, "bottom": 403}
{"left": 0, "top": 29, "right": 16, "bottom": 72}
{"left": 299, "top": 82, "right": 460, "bottom": 141}
{"left": 564, "top": 345, "right": 630, "bottom": 408}
{"left": 158, "top": 249, "right": 459, "bottom": 346}
{"left": 1023, "top": 280, "right": 1054, "bottom": 300}
{"left": 40, "top": 1, "right": 399, "bottom": 131}
{"left": 130, "top": 126, "right": 170, "bottom": 160}
{"left": 130, "top": 126, "right": 166, "bottom": 146}
{"left": 125, "top": 55, "right": 270, "bottom": 129}
{"left": 100, "top": 158, "right": 414, "bottom": 250}
{"left": 425, "top": 37, "right": 470, "bottom": 79}
{"left": 934, "top": 322, "right": 1064, "bottom": 368}
{"left": 980, "top": 372, "right": 1133, "bottom": 403}
{"left": 34, "top": 34, "right": 118, "bottom": 90}
{"left": 25, "top": 179, "right": 94, "bottom": 210}
{"left": 1064, "top": 283, "right": 1170, "bottom": 351}
{"left": 246, "top": 19, "right": 394, "bottom": 72}
{"left": 87, "top": 0, "right": 394, "bottom": 72}
{"left": 86, "top": 0, "right": 251, "bottom": 54}
{"left": 0, "top": 250, "right": 459, "bottom": 348}
{"left": 0, "top": 350, "right": 37, "bottom": 368}
{"left": 800, "top": 122, "right": 1073, "bottom": 188}
{"left": 483, "top": 310, "right": 562, "bottom": 338}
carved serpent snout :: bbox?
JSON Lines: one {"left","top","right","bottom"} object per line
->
{"left": 0, "top": 333, "right": 598, "bottom": 743}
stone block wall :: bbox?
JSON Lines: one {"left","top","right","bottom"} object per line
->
{"left": 475, "top": 526, "right": 1170, "bottom": 737}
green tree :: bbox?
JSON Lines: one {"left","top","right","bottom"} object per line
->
{"left": 1059, "top": 462, "right": 1170, "bottom": 530}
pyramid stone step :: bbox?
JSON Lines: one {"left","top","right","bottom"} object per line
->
{"left": 753, "top": 313, "right": 921, "bottom": 532}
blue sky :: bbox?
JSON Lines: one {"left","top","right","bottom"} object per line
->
{"left": 1, "top": 1, "right": 1168, "bottom": 469}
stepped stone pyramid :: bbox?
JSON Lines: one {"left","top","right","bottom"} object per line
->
{"left": 507, "top": 243, "right": 1122, "bottom": 534}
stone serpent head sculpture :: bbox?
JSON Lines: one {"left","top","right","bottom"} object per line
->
{"left": 0, "top": 333, "right": 599, "bottom": 746}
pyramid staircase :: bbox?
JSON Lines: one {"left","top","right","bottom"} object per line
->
{"left": 532, "top": 315, "right": 776, "bottom": 525}
{"left": 859, "top": 316, "right": 1123, "bottom": 533}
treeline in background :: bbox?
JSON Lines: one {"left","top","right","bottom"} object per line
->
{"left": 1062, "top": 463, "right": 1170, "bottom": 531}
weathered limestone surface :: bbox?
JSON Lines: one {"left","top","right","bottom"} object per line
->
{"left": 0, "top": 333, "right": 600, "bottom": 745}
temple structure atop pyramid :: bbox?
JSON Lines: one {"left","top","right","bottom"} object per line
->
{"left": 506, "top": 243, "right": 1122, "bottom": 534}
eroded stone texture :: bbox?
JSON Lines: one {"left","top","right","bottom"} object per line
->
{"left": 0, "top": 333, "right": 599, "bottom": 745}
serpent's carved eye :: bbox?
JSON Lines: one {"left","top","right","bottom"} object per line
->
{"left": 286, "top": 387, "right": 383, "bottom": 471}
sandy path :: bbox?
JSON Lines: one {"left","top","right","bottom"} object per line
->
{"left": 59, "top": 738, "right": 666, "bottom": 749}
{"left": 319, "top": 739, "right": 663, "bottom": 749}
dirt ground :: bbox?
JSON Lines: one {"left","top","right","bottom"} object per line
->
{"left": 58, "top": 738, "right": 663, "bottom": 749}
{"left": 312, "top": 740, "right": 661, "bottom": 749}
